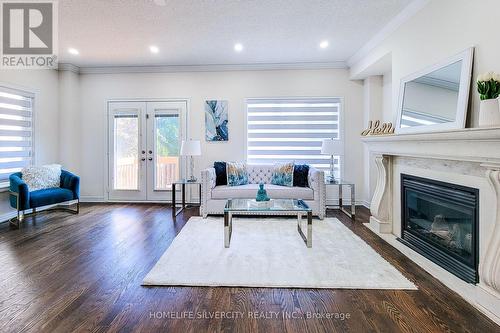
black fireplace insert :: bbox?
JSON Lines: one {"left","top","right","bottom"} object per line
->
{"left": 398, "top": 174, "right": 479, "bottom": 283}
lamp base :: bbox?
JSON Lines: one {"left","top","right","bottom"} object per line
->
{"left": 327, "top": 176, "right": 337, "bottom": 184}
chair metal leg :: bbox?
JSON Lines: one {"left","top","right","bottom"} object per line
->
{"left": 8, "top": 198, "right": 79, "bottom": 229}
{"left": 9, "top": 191, "right": 21, "bottom": 228}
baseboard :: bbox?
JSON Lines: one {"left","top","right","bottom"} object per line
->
{"left": 80, "top": 196, "right": 106, "bottom": 202}
{"left": 326, "top": 199, "right": 366, "bottom": 206}
{"left": 0, "top": 211, "right": 16, "bottom": 224}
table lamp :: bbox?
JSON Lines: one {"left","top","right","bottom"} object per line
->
{"left": 321, "top": 138, "right": 342, "bottom": 183}
{"left": 180, "top": 140, "right": 201, "bottom": 182}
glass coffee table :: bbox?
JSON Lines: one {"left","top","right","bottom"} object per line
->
{"left": 223, "top": 199, "right": 313, "bottom": 248}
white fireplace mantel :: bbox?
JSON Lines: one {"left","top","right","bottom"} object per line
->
{"left": 361, "top": 127, "right": 500, "bottom": 164}
{"left": 362, "top": 127, "right": 500, "bottom": 324}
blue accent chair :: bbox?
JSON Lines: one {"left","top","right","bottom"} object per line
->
{"left": 9, "top": 170, "right": 80, "bottom": 228}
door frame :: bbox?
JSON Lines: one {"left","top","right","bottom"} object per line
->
{"left": 105, "top": 98, "right": 190, "bottom": 202}
{"left": 107, "top": 101, "right": 147, "bottom": 201}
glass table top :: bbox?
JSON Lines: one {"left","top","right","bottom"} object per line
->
{"left": 224, "top": 198, "right": 311, "bottom": 212}
{"left": 324, "top": 179, "right": 354, "bottom": 185}
{"left": 172, "top": 179, "right": 202, "bottom": 185}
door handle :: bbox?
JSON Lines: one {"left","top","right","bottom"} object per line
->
{"left": 142, "top": 150, "right": 146, "bottom": 154}
{"left": 148, "top": 157, "right": 153, "bottom": 161}
{"left": 148, "top": 150, "right": 153, "bottom": 154}
{"left": 141, "top": 158, "right": 146, "bottom": 161}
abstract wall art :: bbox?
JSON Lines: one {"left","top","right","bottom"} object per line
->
{"left": 205, "top": 100, "right": 228, "bottom": 142}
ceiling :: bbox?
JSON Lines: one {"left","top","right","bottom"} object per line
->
{"left": 58, "top": 0, "right": 414, "bottom": 67}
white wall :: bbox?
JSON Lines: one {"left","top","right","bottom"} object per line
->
{"left": 78, "top": 69, "right": 365, "bottom": 202}
{"left": 0, "top": 69, "right": 60, "bottom": 217}
{"left": 351, "top": 0, "right": 500, "bottom": 126}
{"left": 58, "top": 70, "right": 81, "bottom": 173}
{"left": 362, "top": 76, "right": 383, "bottom": 205}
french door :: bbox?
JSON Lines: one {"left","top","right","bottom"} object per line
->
{"left": 108, "top": 101, "right": 187, "bottom": 201}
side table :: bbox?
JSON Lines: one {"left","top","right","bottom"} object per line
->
{"left": 325, "top": 180, "right": 355, "bottom": 219}
{"left": 171, "top": 180, "right": 202, "bottom": 217}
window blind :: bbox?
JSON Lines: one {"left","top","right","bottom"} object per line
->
{"left": 246, "top": 98, "right": 343, "bottom": 178}
{"left": 0, "top": 86, "right": 33, "bottom": 187}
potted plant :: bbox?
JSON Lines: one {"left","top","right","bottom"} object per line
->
{"left": 477, "top": 72, "right": 500, "bottom": 127}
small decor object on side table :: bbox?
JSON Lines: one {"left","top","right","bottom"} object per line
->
{"left": 255, "top": 183, "right": 272, "bottom": 208}
{"left": 477, "top": 72, "right": 500, "bottom": 127}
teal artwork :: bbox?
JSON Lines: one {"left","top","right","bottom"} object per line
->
{"left": 256, "top": 183, "right": 270, "bottom": 202}
{"left": 205, "top": 100, "right": 228, "bottom": 141}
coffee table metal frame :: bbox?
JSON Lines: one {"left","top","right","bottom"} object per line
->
{"left": 223, "top": 199, "right": 313, "bottom": 248}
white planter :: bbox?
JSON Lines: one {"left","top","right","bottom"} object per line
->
{"left": 478, "top": 98, "right": 500, "bottom": 127}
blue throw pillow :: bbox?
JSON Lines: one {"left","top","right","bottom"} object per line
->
{"left": 213, "top": 161, "right": 227, "bottom": 186}
{"left": 226, "top": 162, "right": 248, "bottom": 186}
{"left": 271, "top": 162, "right": 294, "bottom": 187}
{"left": 293, "top": 164, "right": 310, "bottom": 187}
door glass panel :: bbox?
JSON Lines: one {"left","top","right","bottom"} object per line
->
{"left": 114, "top": 115, "right": 139, "bottom": 190}
{"left": 155, "top": 114, "right": 180, "bottom": 190}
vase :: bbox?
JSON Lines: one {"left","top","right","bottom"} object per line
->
{"left": 478, "top": 98, "right": 500, "bottom": 127}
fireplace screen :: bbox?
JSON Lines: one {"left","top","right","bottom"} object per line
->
{"left": 399, "top": 174, "right": 478, "bottom": 283}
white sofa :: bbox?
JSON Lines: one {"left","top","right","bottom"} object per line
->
{"left": 200, "top": 164, "right": 326, "bottom": 219}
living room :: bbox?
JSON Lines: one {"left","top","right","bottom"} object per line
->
{"left": 0, "top": 0, "right": 499, "bottom": 332}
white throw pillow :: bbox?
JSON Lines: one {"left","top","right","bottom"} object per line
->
{"left": 21, "top": 164, "right": 62, "bottom": 191}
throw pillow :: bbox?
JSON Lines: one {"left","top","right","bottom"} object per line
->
{"left": 213, "top": 161, "right": 227, "bottom": 186}
{"left": 271, "top": 162, "right": 294, "bottom": 187}
{"left": 293, "top": 164, "right": 310, "bottom": 187}
{"left": 21, "top": 164, "right": 62, "bottom": 191}
{"left": 226, "top": 162, "right": 248, "bottom": 186}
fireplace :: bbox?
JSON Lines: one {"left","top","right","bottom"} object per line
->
{"left": 398, "top": 174, "right": 479, "bottom": 283}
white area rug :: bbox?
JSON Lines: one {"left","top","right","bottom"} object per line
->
{"left": 143, "top": 217, "right": 417, "bottom": 290}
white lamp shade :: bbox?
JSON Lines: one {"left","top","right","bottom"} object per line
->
{"left": 180, "top": 140, "right": 201, "bottom": 156}
{"left": 321, "top": 138, "right": 343, "bottom": 155}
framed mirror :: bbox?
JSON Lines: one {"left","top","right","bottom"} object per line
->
{"left": 396, "top": 48, "right": 474, "bottom": 134}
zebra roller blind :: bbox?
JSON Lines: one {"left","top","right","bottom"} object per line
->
{"left": 0, "top": 86, "right": 34, "bottom": 187}
{"left": 246, "top": 98, "right": 343, "bottom": 178}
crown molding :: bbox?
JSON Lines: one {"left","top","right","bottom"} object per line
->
{"left": 57, "top": 63, "right": 80, "bottom": 74}
{"left": 347, "top": 0, "right": 430, "bottom": 67}
{"left": 76, "top": 61, "right": 347, "bottom": 74}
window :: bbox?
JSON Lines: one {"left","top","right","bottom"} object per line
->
{"left": 0, "top": 86, "right": 34, "bottom": 187}
{"left": 246, "top": 98, "right": 343, "bottom": 179}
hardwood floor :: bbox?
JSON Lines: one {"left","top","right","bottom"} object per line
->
{"left": 0, "top": 203, "right": 497, "bottom": 333}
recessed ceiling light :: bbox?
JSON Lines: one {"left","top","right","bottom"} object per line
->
{"left": 149, "top": 45, "right": 159, "bottom": 54}
{"left": 68, "top": 48, "right": 79, "bottom": 55}
{"left": 234, "top": 43, "right": 243, "bottom": 52}
{"left": 319, "top": 40, "right": 329, "bottom": 49}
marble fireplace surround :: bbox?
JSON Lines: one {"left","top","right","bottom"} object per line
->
{"left": 362, "top": 127, "right": 500, "bottom": 324}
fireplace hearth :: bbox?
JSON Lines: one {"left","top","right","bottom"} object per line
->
{"left": 398, "top": 174, "right": 479, "bottom": 283}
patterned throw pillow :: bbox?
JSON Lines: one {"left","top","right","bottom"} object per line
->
{"left": 271, "top": 162, "right": 294, "bottom": 187}
{"left": 226, "top": 162, "right": 248, "bottom": 186}
{"left": 21, "top": 164, "right": 62, "bottom": 191}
